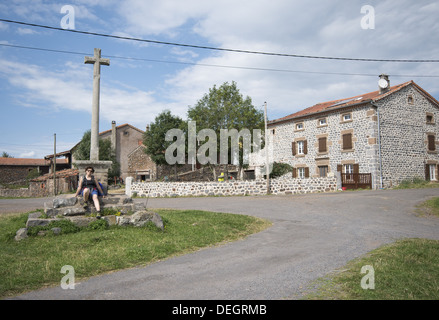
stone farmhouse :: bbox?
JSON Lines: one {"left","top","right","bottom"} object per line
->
{"left": 267, "top": 75, "right": 439, "bottom": 189}
{"left": 51, "top": 121, "right": 156, "bottom": 182}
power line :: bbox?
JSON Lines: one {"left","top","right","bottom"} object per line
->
{"left": 1, "top": 18, "right": 439, "bottom": 63}
{"left": 2, "top": 43, "right": 439, "bottom": 78}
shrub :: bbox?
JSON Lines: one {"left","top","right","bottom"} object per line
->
{"left": 269, "top": 162, "right": 293, "bottom": 179}
{"left": 85, "top": 219, "right": 109, "bottom": 231}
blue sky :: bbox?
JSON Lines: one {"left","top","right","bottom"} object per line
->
{"left": 1, "top": 0, "right": 439, "bottom": 159}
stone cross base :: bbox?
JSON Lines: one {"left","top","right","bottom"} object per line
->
{"left": 74, "top": 160, "right": 112, "bottom": 186}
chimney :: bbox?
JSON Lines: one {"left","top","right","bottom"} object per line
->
{"left": 111, "top": 121, "right": 116, "bottom": 153}
{"left": 378, "top": 74, "right": 390, "bottom": 94}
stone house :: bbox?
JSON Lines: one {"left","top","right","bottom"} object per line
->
{"left": 267, "top": 75, "right": 439, "bottom": 189}
{"left": 29, "top": 168, "right": 79, "bottom": 197}
{"left": 98, "top": 122, "right": 145, "bottom": 181}
{"left": 0, "top": 157, "right": 69, "bottom": 185}
{"left": 62, "top": 121, "right": 148, "bottom": 181}
{"left": 127, "top": 144, "right": 157, "bottom": 182}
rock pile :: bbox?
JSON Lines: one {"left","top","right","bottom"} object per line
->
{"left": 14, "top": 194, "right": 163, "bottom": 241}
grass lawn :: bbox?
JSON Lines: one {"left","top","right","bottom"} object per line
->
{"left": 304, "top": 238, "right": 439, "bottom": 300}
{"left": 0, "top": 209, "right": 270, "bottom": 299}
{"left": 415, "top": 196, "right": 439, "bottom": 217}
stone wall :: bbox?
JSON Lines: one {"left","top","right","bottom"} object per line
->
{"left": 375, "top": 85, "right": 439, "bottom": 187}
{"left": 0, "top": 188, "right": 31, "bottom": 197}
{"left": 269, "top": 103, "right": 380, "bottom": 187}
{"left": 0, "top": 166, "right": 40, "bottom": 185}
{"left": 126, "top": 175, "right": 338, "bottom": 198}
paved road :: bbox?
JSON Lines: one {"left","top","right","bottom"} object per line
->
{"left": 7, "top": 188, "right": 439, "bottom": 300}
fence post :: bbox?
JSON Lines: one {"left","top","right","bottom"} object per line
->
{"left": 125, "top": 177, "right": 133, "bottom": 197}
{"left": 335, "top": 171, "right": 342, "bottom": 190}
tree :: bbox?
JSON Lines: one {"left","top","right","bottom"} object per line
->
{"left": 143, "top": 110, "right": 186, "bottom": 179}
{"left": 73, "top": 130, "right": 120, "bottom": 179}
{"left": 1, "top": 151, "right": 13, "bottom": 158}
{"left": 187, "top": 81, "right": 264, "bottom": 179}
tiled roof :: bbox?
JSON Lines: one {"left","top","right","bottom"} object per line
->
{"left": 269, "top": 80, "right": 438, "bottom": 124}
{"left": 0, "top": 157, "right": 69, "bottom": 166}
{"left": 99, "top": 123, "right": 145, "bottom": 136}
{"left": 0, "top": 157, "right": 51, "bottom": 166}
{"left": 31, "top": 168, "right": 79, "bottom": 181}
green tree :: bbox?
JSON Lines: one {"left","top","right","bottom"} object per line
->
{"left": 187, "top": 81, "right": 264, "bottom": 179}
{"left": 1, "top": 151, "right": 13, "bottom": 158}
{"left": 143, "top": 110, "right": 186, "bottom": 179}
{"left": 74, "top": 130, "right": 120, "bottom": 179}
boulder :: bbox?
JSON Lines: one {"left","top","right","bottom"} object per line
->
{"left": 51, "top": 227, "right": 62, "bottom": 235}
{"left": 26, "top": 218, "right": 53, "bottom": 228}
{"left": 66, "top": 216, "right": 97, "bottom": 228}
{"left": 15, "top": 228, "right": 28, "bottom": 241}
{"left": 116, "top": 211, "right": 164, "bottom": 230}
{"left": 53, "top": 197, "right": 77, "bottom": 208}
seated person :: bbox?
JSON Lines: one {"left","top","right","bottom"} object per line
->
{"left": 74, "top": 166, "right": 105, "bottom": 219}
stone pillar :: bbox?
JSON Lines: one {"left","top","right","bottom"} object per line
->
{"left": 84, "top": 48, "right": 110, "bottom": 161}
{"left": 75, "top": 160, "right": 112, "bottom": 186}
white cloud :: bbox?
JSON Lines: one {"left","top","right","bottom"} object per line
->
{"left": 19, "top": 151, "right": 36, "bottom": 158}
{"left": 0, "top": 58, "right": 167, "bottom": 127}
{"left": 16, "top": 27, "right": 39, "bottom": 35}
{"left": 115, "top": 0, "right": 439, "bottom": 120}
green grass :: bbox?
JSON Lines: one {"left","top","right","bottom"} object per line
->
{"left": 415, "top": 196, "right": 439, "bottom": 217}
{"left": 0, "top": 209, "right": 270, "bottom": 299}
{"left": 394, "top": 177, "right": 439, "bottom": 189}
{"left": 304, "top": 238, "right": 439, "bottom": 300}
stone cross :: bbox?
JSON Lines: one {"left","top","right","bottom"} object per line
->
{"left": 84, "top": 48, "right": 110, "bottom": 161}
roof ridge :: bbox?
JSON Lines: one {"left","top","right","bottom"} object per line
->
{"left": 270, "top": 80, "right": 414, "bottom": 124}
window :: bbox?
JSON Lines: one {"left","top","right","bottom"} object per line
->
{"left": 318, "top": 166, "right": 328, "bottom": 177}
{"left": 298, "top": 167, "right": 305, "bottom": 179}
{"left": 344, "top": 164, "right": 354, "bottom": 174}
{"left": 318, "top": 137, "right": 327, "bottom": 153}
{"left": 429, "top": 164, "right": 436, "bottom": 181}
{"left": 426, "top": 113, "right": 434, "bottom": 124}
{"left": 318, "top": 118, "right": 327, "bottom": 126}
{"left": 293, "top": 167, "right": 309, "bottom": 179}
{"left": 292, "top": 140, "right": 307, "bottom": 156}
{"left": 297, "top": 141, "right": 305, "bottom": 154}
{"left": 428, "top": 134, "right": 436, "bottom": 151}
{"left": 342, "top": 133, "right": 353, "bottom": 150}
{"left": 408, "top": 95, "right": 414, "bottom": 104}
{"left": 342, "top": 113, "right": 352, "bottom": 122}
{"left": 295, "top": 123, "right": 304, "bottom": 130}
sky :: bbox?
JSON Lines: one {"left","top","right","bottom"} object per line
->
{"left": 1, "top": 0, "right": 439, "bottom": 159}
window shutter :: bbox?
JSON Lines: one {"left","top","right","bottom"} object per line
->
{"left": 305, "top": 167, "right": 309, "bottom": 178}
{"left": 425, "top": 164, "right": 430, "bottom": 181}
{"left": 343, "top": 133, "right": 352, "bottom": 150}
{"left": 337, "top": 164, "right": 342, "bottom": 172}
{"left": 353, "top": 164, "right": 359, "bottom": 174}
{"left": 304, "top": 140, "right": 308, "bottom": 154}
{"left": 292, "top": 168, "right": 297, "bottom": 178}
{"left": 428, "top": 135, "right": 436, "bottom": 151}
{"left": 292, "top": 141, "right": 296, "bottom": 156}
{"left": 319, "top": 137, "right": 327, "bottom": 152}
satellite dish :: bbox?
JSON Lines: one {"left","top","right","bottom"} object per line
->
{"left": 378, "top": 78, "right": 388, "bottom": 89}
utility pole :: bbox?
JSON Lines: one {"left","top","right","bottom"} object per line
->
{"left": 264, "top": 102, "right": 270, "bottom": 194}
{"left": 53, "top": 133, "right": 57, "bottom": 196}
